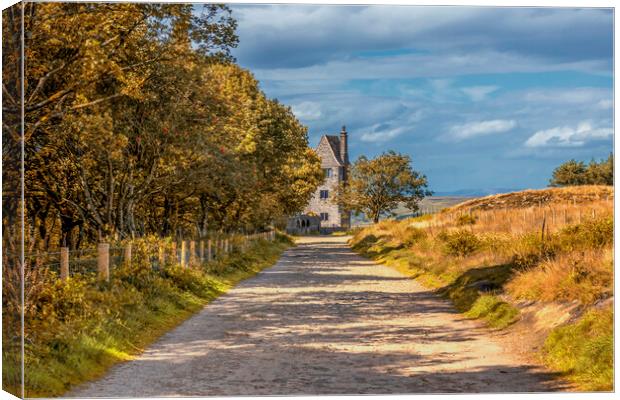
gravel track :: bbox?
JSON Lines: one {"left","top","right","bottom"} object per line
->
{"left": 68, "top": 236, "right": 565, "bottom": 397}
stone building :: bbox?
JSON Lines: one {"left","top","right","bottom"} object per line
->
{"left": 287, "top": 126, "right": 351, "bottom": 234}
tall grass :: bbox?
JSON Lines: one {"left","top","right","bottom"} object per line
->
{"left": 3, "top": 233, "right": 292, "bottom": 397}
{"left": 350, "top": 187, "right": 613, "bottom": 390}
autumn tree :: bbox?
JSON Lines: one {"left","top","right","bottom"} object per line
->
{"left": 337, "top": 151, "right": 432, "bottom": 223}
{"left": 3, "top": 3, "right": 322, "bottom": 250}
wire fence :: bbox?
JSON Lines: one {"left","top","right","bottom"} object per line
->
{"left": 14, "top": 231, "right": 277, "bottom": 282}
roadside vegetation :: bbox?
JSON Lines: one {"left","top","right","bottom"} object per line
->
{"left": 3, "top": 233, "right": 292, "bottom": 397}
{"left": 350, "top": 185, "right": 613, "bottom": 390}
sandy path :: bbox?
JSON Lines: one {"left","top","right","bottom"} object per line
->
{"left": 68, "top": 236, "right": 564, "bottom": 397}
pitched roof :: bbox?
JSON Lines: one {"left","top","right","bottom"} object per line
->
{"left": 324, "top": 135, "right": 343, "bottom": 165}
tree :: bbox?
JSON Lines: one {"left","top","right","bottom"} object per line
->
{"left": 336, "top": 151, "right": 432, "bottom": 223}
{"left": 3, "top": 3, "right": 322, "bottom": 252}
{"left": 549, "top": 160, "right": 588, "bottom": 187}
{"left": 549, "top": 155, "right": 613, "bottom": 187}
{"left": 585, "top": 153, "right": 613, "bottom": 186}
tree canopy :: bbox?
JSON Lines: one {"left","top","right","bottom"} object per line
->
{"left": 2, "top": 3, "right": 323, "bottom": 251}
{"left": 336, "top": 151, "right": 432, "bottom": 223}
{"left": 549, "top": 154, "right": 613, "bottom": 187}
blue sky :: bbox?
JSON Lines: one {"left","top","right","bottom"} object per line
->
{"left": 228, "top": 5, "right": 613, "bottom": 194}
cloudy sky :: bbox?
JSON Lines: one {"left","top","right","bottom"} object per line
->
{"left": 228, "top": 5, "right": 613, "bottom": 194}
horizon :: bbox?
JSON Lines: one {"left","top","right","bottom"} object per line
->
{"left": 228, "top": 4, "right": 613, "bottom": 194}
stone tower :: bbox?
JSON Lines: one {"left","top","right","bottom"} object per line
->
{"left": 300, "top": 126, "right": 351, "bottom": 232}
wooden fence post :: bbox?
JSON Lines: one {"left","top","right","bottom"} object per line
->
{"left": 189, "top": 240, "right": 196, "bottom": 267}
{"left": 207, "top": 239, "right": 212, "bottom": 262}
{"left": 181, "top": 240, "right": 187, "bottom": 268}
{"left": 97, "top": 243, "right": 110, "bottom": 282}
{"left": 159, "top": 245, "right": 166, "bottom": 267}
{"left": 124, "top": 243, "right": 132, "bottom": 266}
{"left": 60, "top": 247, "right": 69, "bottom": 280}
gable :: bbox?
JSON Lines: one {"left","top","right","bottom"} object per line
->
{"left": 317, "top": 135, "right": 343, "bottom": 166}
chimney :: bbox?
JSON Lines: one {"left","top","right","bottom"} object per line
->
{"left": 340, "top": 125, "right": 349, "bottom": 165}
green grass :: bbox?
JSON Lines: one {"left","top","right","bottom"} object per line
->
{"left": 464, "top": 295, "right": 519, "bottom": 329}
{"left": 4, "top": 235, "right": 292, "bottom": 398}
{"left": 543, "top": 306, "right": 613, "bottom": 391}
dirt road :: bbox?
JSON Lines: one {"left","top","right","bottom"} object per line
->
{"left": 68, "top": 236, "right": 564, "bottom": 396}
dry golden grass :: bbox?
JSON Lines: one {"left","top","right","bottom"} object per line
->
{"left": 450, "top": 185, "right": 613, "bottom": 212}
{"left": 506, "top": 248, "right": 613, "bottom": 305}
{"left": 427, "top": 187, "right": 613, "bottom": 237}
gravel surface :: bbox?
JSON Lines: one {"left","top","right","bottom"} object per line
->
{"left": 67, "top": 236, "right": 565, "bottom": 397}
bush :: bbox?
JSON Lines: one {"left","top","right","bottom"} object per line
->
{"left": 402, "top": 226, "right": 427, "bottom": 246}
{"left": 456, "top": 213, "right": 477, "bottom": 226}
{"left": 439, "top": 229, "right": 482, "bottom": 257}
{"left": 559, "top": 217, "right": 613, "bottom": 250}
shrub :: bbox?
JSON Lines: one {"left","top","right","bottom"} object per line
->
{"left": 456, "top": 213, "right": 477, "bottom": 226}
{"left": 439, "top": 229, "right": 482, "bottom": 257}
{"left": 402, "top": 226, "right": 427, "bottom": 246}
{"left": 559, "top": 217, "right": 613, "bottom": 251}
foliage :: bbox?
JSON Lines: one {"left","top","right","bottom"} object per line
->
{"left": 549, "top": 154, "right": 613, "bottom": 187}
{"left": 336, "top": 151, "right": 432, "bottom": 223}
{"left": 438, "top": 229, "right": 482, "bottom": 257}
{"left": 558, "top": 216, "right": 613, "bottom": 250}
{"left": 456, "top": 213, "right": 477, "bottom": 226}
{"left": 2, "top": 3, "right": 322, "bottom": 251}
{"left": 543, "top": 306, "right": 613, "bottom": 391}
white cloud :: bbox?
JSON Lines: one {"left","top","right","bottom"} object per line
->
{"left": 461, "top": 86, "right": 499, "bottom": 101}
{"left": 448, "top": 119, "right": 516, "bottom": 140}
{"left": 291, "top": 101, "right": 322, "bottom": 120}
{"left": 360, "top": 126, "right": 406, "bottom": 143}
{"left": 252, "top": 51, "right": 609, "bottom": 82}
{"left": 522, "top": 87, "right": 612, "bottom": 105}
{"left": 525, "top": 121, "right": 613, "bottom": 147}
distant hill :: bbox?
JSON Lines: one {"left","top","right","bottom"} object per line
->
{"left": 432, "top": 188, "right": 525, "bottom": 197}
{"left": 351, "top": 196, "right": 472, "bottom": 225}
{"left": 448, "top": 185, "right": 613, "bottom": 213}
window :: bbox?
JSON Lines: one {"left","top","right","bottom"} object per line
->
{"left": 320, "top": 213, "right": 329, "bottom": 221}
{"left": 324, "top": 168, "right": 332, "bottom": 178}
{"left": 320, "top": 190, "right": 329, "bottom": 199}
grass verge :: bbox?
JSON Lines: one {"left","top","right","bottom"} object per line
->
{"left": 4, "top": 234, "right": 292, "bottom": 397}
{"left": 543, "top": 305, "right": 613, "bottom": 391}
